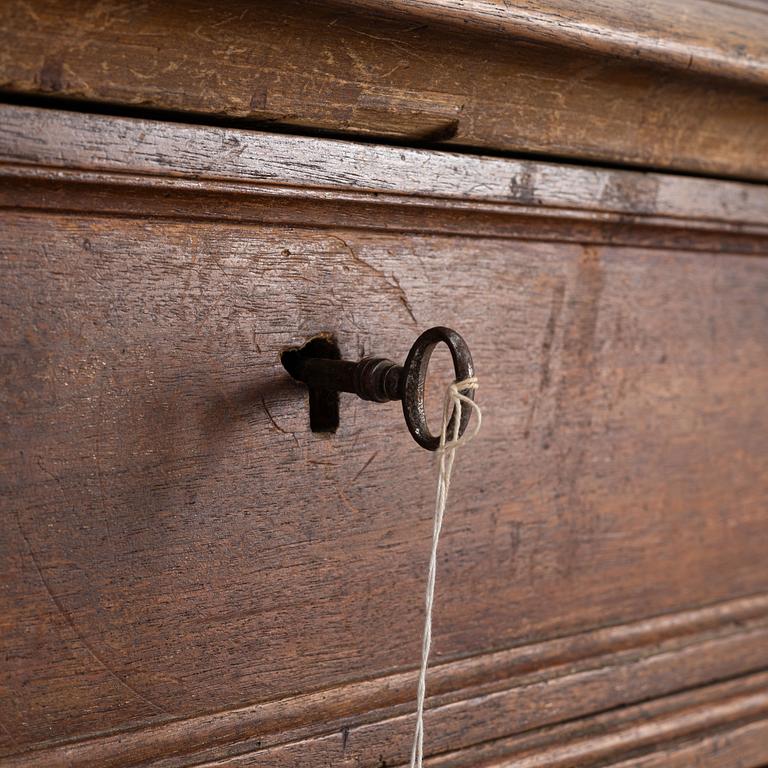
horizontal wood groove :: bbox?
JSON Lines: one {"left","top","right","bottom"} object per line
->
{"left": 3, "top": 166, "right": 768, "bottom": 249}
{"left": 605, "top": 719, "right": 768, "bottom": 768}
{"left": 8, "top": 162, "right": 768, "bottom": 228}
{"left": 6, "top": 593, "right": 768, "bottom": 768}
{"left": 422, "top": 672, "right": 768, "bottom": 768}
{"left": 334, "top": 0, "right": 768, "bottom": 87}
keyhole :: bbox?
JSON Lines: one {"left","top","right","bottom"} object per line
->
{"left": 281, "top": 335, "right": 341, "bottom": 433}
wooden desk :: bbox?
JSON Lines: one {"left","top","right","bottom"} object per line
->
{"left": 1, "top": 2, "right": 767, "bottom": 766}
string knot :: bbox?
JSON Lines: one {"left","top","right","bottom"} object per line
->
{"left": 438, "top": 376, "right": 482, "bottom": 453}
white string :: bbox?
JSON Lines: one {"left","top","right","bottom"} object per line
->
{"left": 410, "top": 376, "right": 482, "bottom": 768}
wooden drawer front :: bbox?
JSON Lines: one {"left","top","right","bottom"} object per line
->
{"left": 1, "top": 105, "right": 768, "bottom": 767}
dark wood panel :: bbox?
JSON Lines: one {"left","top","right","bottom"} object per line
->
{"left": 2, "top": 211, "right": 768, "bottom": 752}
{"left": 1, "top": 0, "right": 767, "bottom": 178}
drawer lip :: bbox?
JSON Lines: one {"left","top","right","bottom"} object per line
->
{"left": 2, "top": 104, "right": 768, "bottom": 231}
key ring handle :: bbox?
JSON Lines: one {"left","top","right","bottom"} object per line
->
{"left": 401, "top": 326, "right": 475, "bottom": 451}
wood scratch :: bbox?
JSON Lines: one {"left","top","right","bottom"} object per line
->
{"left": 209, "top": 252, "right": 232, "bottom": 279}
{"left": 335, "top": 484, "right": 361, "bottom": 516}
{"left": 13, "top": 509, "right": 165, "bottom": 714}
{"left": 334, "top": 25, "right": 430, "bottom": 64}
{"left": 262, "top": 396, "right": 300, "bottom": 448}
{"left": 0, "top": 716, "right": 19, "bottom": 748}
{"left": 388, "top": 272, "right": 418, "bottom": 324}
{"left": 524, "top": 280, "right": 565, "bottom": 438}
{"left": 36, "top": 457, "right": 72, "bottom": 512}
{"left": 352, "top": 451, "right": 379, "bottom": 483}
{"left": 94, "top": 380, "right": 115, "bottom": 553}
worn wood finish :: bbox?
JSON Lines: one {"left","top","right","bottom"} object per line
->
{"left": 336, "top": 0, "right": 768, "bottom": 85}
{"left": 424, "top": 673, "right": 768, "bottom": 768}
{"left": 1, "top": 107, "right": 768, "bottom": 765}
{"left": 3, "top": 106, "right": 768, "bottom": 229}
{"left": 1, "top": 0, "right": 767, "bottom": 179}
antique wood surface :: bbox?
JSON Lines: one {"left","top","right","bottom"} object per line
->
{"left": 336, "top": 0, "right": 768, "bottom": 84}
{"left": 1, "top": 0, "right": 767, "bottom": 179}
{"left": 3, "top": 602, "right": 768, "bottom": 767}
{"left": 1, "top": 106, "right": 768, "bottom": 765}
{"left": 3, "top": 106, "right": 768, "bottom": 230}
{"left": 423, "top": 673, "right": 768, "bottom": 768}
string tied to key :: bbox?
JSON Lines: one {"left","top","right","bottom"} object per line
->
{"left": 410, "top": 376, "right": 482, "bottom": 768}
{"left": 282, "top": 327, "right": 481, "bottom": 765}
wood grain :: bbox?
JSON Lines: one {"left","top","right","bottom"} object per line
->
{"left": 424, "top": 672, "right": 768, "bottom": 768}
{"left": 334, "top": 0, "right": 768, "bottom": 85}
{"left": 4, "top": 597, "right": 768, "bottom": 767}
{"left": 3, "top": 105, "right": 768, "bottom": 229}
{"left": 1, "top": 0, "right": 767, "bottom": 178}
{"left": 1, "top": 108, "right": 768, "bottom": 764}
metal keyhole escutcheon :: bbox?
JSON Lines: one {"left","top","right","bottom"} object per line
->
{"left": 282, "top": 326, "right": 475, "bottom": 450}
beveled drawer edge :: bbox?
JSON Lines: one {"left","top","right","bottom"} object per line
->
{"left": 3, "top": 165, "right": 768, "bottom": 258}
{"left": 5, "top": 593, "right": 768, "bottom": 768}
{"left": 425, "top": 673, "right": 768, "bottom": 768}
{"left": 2, "top": 104, "right": 768, "bottom": 229}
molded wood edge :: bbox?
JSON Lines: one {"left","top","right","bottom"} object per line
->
{"left": 606, "top": 718, "right": 768, "bottom": 768}
{"left": 4, "top": 165, "right": 768, "bottom": 248}
{"left": 4, "top": 594, "right": 768, "bottom": 768}
{"left": 331, "top": 0, "right": 768, "bottom": 87}
{"left": 1, "top": 105, "right": 768, "bottom": 233}
{"left": 3, "top": 168, "right": 768, "bottom": 258}
{"left": 423, "top": 674, "right": 768, "bottom": 768}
